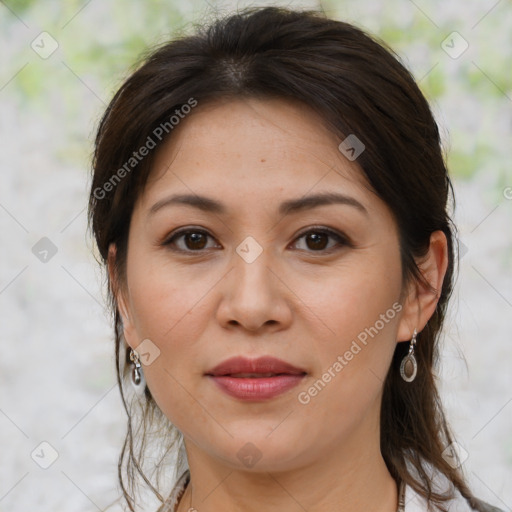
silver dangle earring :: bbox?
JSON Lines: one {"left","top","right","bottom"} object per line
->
{"left": 129, "top": 349, "right": 144, "bottom": 389}
{"left": 400, "top": 328, "right": 418, "bottom": 383}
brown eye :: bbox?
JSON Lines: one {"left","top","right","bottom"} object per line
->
{"left": 293, "top": 228, "right": 350, "bottom": 253}
{"left": 164, "top": 229, "right": 218, "bottom": 252}
{"left": 305, "top": 232, "right": 329, "bottom": 250}
{"left": 163, "top": 227, "right": 349, "bottom": 254}
{"left": 183, "top": 232, "right": 208, "bottom": 250}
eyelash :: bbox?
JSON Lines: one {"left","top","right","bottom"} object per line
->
{"left": 162, "top": 226, "right": 352, "bottom": 254}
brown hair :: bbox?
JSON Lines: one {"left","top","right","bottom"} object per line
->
{"left": 88, "top": 6, "right": 484, "bottom": 511}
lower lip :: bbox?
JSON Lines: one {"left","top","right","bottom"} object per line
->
{"left": 208, "top": 374, "right": 305, "bottom": 401}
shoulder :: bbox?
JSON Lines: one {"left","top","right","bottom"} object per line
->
{"left": 403, "top": 471, "right": 505, "bottom": 512}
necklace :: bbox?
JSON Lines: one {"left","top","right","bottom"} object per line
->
{"left": 173, "top": 473, "right": 407, "bottom": 512}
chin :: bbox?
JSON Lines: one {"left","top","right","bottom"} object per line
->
{"left": 212, "top": 429, "right": 312, "bottom": 473}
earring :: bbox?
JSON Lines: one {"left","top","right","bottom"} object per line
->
{"left": 400, "top": 328, "right": 418, "bottom": 383}
{"left": 129, "top": 349, "right": 144, "bottom": 389}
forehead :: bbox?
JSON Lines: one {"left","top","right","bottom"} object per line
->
{"left": 140, "top": 97, "right": 373, "bottom": 211}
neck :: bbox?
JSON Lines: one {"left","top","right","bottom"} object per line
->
{"left": 176, "top": 427, "right": 398, "bottom": 512}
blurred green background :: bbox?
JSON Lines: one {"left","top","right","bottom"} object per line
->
{"left": 2, "top": 0, "right": 511, "bottom": 187}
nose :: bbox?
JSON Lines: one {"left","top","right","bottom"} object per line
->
{"left": 215, "top": 246, "right": 293, "bottom": 333}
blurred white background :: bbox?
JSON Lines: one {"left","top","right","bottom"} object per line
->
{"left": 1, "top": 0, "right": 511, "bottom": 511}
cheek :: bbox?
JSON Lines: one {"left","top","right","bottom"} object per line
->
{"left": 295, "top": 249, "right": 402, "bottom": 341}
{"left": 124, "top": 260, "right": 210, "bottom": 404}
{"left": 126, "top": 275, "right": 210, "bottom": 434}
{"left": 294, "top": 252, "right": 402, "bottom": 402}
{"left": 127, "top": 253, "right": 215, "bottom": 344}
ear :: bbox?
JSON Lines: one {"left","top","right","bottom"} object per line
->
{"left": 107, "top": 243, "right": 138, "bottom": 350}
{"left": 396, "top": 230, "right": 449, "bottom": 342}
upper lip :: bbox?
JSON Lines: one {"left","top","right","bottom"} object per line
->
{"left": 206, "top": 356, "right": 307, "bottom": 377}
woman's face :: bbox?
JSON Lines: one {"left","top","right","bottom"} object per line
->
{"left": 114, "top": 97, "right": 416, "bottom": 472}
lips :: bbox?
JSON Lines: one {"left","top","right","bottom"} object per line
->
{"left": 206, "top": 356, "right": 306, "bottom": 377}
{"left": 205, "top": 356, "right": 307, "bottom": 401}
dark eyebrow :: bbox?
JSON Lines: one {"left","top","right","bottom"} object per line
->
{"left": 278, "top": 192, "right": 368, "bottom": 216}
{"left": 148, "top": 192, "right": 368, "bottom": 217}
{"left": 148, "top": 194, "right": 226, "bottom": 216}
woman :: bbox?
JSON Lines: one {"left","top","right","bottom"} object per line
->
{"left": 88, "top": 6, "right": 504, "bottom": 512}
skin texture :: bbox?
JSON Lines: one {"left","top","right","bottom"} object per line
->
{"left": 109, "top": 97, "right": 448, "bottom": 512}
